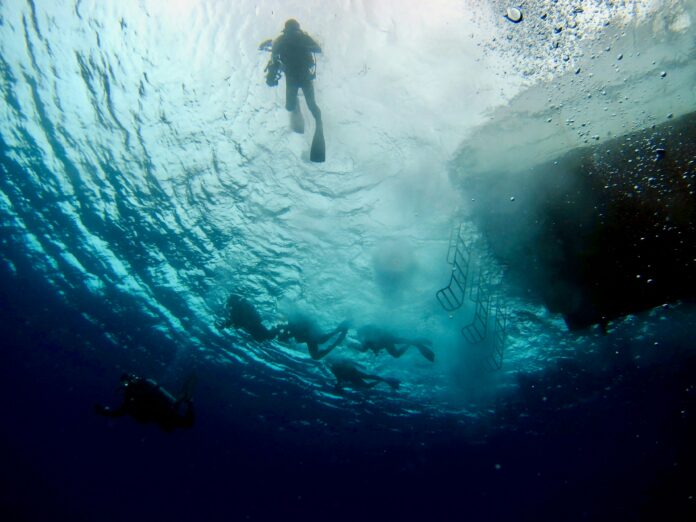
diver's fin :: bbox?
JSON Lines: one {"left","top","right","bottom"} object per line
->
{"left": 310, "top": 121, "right": 325, "bottom": 162}
{"left": 258, "top": 39, "right": 273, "bottom": 52}
{"left": 290, "top": 106, "right": 305, "bottom": 134}
{"left": 178, "top": 372, "right": 197, "bottom": 402}
{"left": 416, "top": 345, "right": 435, "bottom": 362}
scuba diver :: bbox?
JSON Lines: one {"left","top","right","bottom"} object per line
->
{"left": 217, "top": 294, "right": 277, "bottom": 342}
{"left": 261, "top": 18, "right": 325, "bottom": 162}
{"left": 218, "top": 294, "right": 350, "bottom": 360}
{"left": 356, "top": 325, "right": 435, "bottom": 362}
{"left": 328, "top": 358, "right": 400, "bottom": 391}
{"left": 276, "top": 312, "right": 350, "bottom": 360}
{"left": 95, "top": 373, "right": 195, "bottom": 432}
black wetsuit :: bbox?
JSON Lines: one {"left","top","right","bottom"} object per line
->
{"left": 96, "top": 377, "right": 194, "bottom": 432}
{"left": 271, "top": 29, "right": 322, "bottom": 120}
{"left": 219, "top": 295, "right": 277, "bottom": 342}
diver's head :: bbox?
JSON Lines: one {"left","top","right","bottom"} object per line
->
{"left": 284, "top": 19, "right": 301, "bottom": 34}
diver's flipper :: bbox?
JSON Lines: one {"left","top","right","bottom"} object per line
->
{"left": 290, "top": 106, "right": 305, "bottom": 134}
{"left": 416, "top": 345, "right": 435, "bottom": 362}
{"left": 310, "top": 122, "right": 325, "bottom": 163}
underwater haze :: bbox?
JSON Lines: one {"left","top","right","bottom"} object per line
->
{"left": 1, "top": 1, "right": 695, "bottom": 521}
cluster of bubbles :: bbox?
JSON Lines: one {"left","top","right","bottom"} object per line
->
{"left": 475, "top": 0, "right": 685, "bottom": 83}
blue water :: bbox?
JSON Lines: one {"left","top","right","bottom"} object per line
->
{"left": 2, "top": 1, "right": 695, "bottom": 521}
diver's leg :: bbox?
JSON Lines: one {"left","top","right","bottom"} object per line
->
{"left": 315, "top": 321, "right": 349, "bottom": 346}
{"left": 414, "top": 343, "right": 436, "bottom": 362}
{"left": 385, "top": 343, "right": 410, "bottom": 358}
{"left": 317, "top": 324, "right": 349, "bottom": 358}
{"left": 307, "top": 341, "right": 321, "bottom": 359}
{"left": 401, "top": 338, "right": 435, "bottom": 362}
{"left": 285, "top": 81, "right": 304, "bottom": 133}
{"left": 311, "top": 340, "right": 340, "bottom": 360}
{"left": 301, "top": 82, "right": 322, "bottom": 123}
{"left": 285, "top": 81, "right": 299, "bottom": 112}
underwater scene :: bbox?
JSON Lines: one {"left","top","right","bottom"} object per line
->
{"left": 1, "top": 0, "right": 695, "bottom": 520}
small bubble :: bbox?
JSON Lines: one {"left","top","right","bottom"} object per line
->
{"left": 510, "top": 196, "right": 515, "bottom": 202}
{"left": 660, "top": 71, "right": 667, "bottom": 78}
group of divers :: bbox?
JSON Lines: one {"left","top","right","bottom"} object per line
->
{"left": 95, "top": 19, "right": 430, "bottom": 431}
{"left": 96, "top": 294, "right": 435, "bottom": 431}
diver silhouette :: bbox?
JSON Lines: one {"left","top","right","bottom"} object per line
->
{"left": 328, "top": 358, "right": 400, "bottom": 391}
{"left": 217, "top": 294, "right": 277, "bottom": 342}
{"left": 276, "top": 312, "right": 350, "bottom": 360}
{"left": 262, "top": 18, "right": 325, "bottom": 162}
{"left": 95, "top": 373, "right": 195, "bottom": 432}
{"left": 357, "top": 325, "right": 435, "bottom": 362}
{"left": 218, "top": 294, "right": 349, "bottom": 360}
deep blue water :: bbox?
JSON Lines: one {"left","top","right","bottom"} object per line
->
{"left": 2, "top": 258, "right": 695, "bottom": 521}
{"left": 2, "top": 1, "right": 696, "bottom": 521}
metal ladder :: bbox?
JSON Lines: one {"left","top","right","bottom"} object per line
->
{"left": 436, "top": 224, "right": 470, "bottom": 312}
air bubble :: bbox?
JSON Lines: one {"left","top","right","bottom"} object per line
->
{"left": 505, "top": 7, "right": 523, "bottom": 23}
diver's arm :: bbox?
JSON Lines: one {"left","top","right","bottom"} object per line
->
{"left": 303, "top": 33, "right": 322, "bottom": 53}
{"left": 385, "top": 343, "right": 409, "bottom": 358}
{"left": 270, "top": 36, "right": 284, "bottom": 62}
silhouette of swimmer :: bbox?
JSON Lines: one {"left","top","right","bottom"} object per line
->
{"left": 276, "top": 312, "right": 350, "bottom": 360}
{"left": 218, "top": 295, "right": 349, "bottom": 360}
{"left": 328, "top": 359, "right": 400, "bottom": 391}
{"left": 217, "top": 294, "right": 277, "bottom": 342}
{"left": 265, "top": 19, "right": 322, "bottom": 125}
{"left": 95, "top": 373, "right": 195, "bottom": 432}
{"left": 357, "top": 325, "right": 435, "bottom": 362}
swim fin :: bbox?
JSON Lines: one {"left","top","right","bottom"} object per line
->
{"left": 310, "top": 121, "right": 325, "bottom": 162}
{"left": 416, "top": 344, "right": 435, "bottom": 362}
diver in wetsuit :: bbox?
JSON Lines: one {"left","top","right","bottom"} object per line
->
{"left": 263, "top": 18, "right": 325, "bottom": 161}
{"left": 218, "top": 294, "right": 349, "bottom": 360}
{"left": 217, "top": 294, "right": 277, "bottom": 342}
{"left": 357, "top": 325, "right": 435, "bottom": 362}
{"left": 276, "top": 312, "right": 350, "bottom": 360}
{"left": 328, "top": 359, "right": 400, "bottom": 391}
{"left": 95, "top": 373, "right": 195, "bottom": 432}
{"left": 266, "top": 19, "right": 322, "bottom": 124}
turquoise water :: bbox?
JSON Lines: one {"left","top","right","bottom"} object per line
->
{"left": 1, "top": 1, "right": 695, "bottom": 520}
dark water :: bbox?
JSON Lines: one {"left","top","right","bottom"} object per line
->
{"left": 2, "top": 1, "right": 696, "bottom": 521}
{"left": 2, "top": 255, "right": 695, "bottom": 521}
